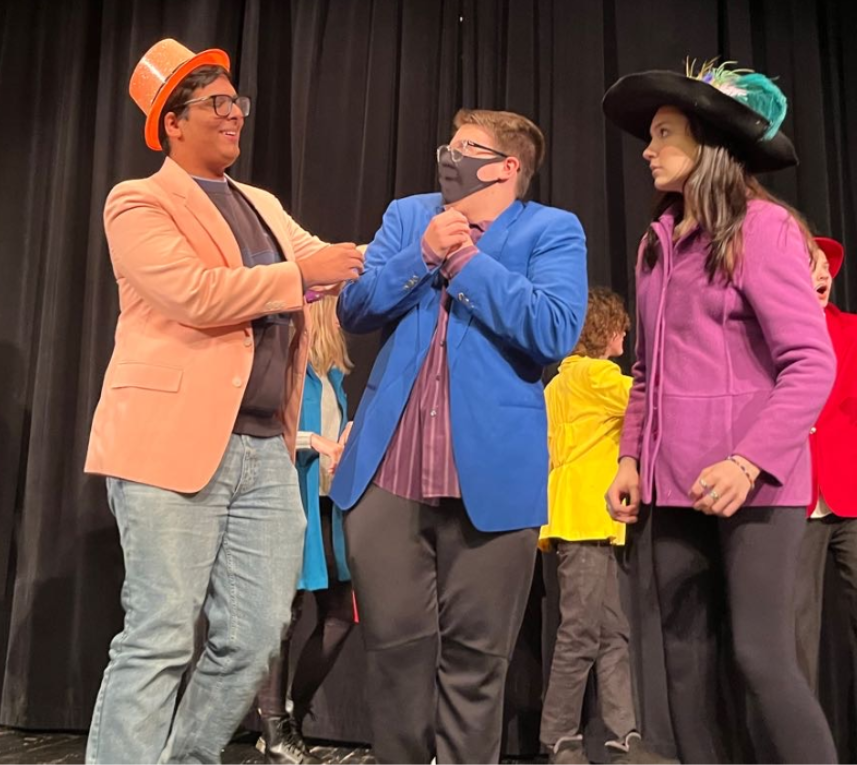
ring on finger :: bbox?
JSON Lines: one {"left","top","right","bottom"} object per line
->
{"left": 708, "top": 489, "right": 720, "bottom": 501}
{"left": 699, "top": 478, "right": 710, "bottom": 490}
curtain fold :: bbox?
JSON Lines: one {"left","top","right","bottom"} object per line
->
{"left": 0, "top": 0, "right": 854, "bottom": 758}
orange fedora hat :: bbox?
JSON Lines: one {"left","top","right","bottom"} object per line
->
{"left": 129, "top": 38, "right": 230, "bottom": 151}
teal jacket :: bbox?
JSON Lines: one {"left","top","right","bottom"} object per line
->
{"left": 297, "top": 364, "right": 350, "bottom": 590}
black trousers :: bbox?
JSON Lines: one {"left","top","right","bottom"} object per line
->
{"left": 795, "top": 513, "right": 857, "bottom": 693}
{"left": 344, "top": 484, "right": 538, "bottom": 764}
{"left": 651, "top": 505, "right": 837, "bottom": 764}
{"left": 257, "top": 498, "right": 354, "bottom": 720}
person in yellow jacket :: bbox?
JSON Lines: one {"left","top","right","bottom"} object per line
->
{"left": 540, "top": 288, "right": 668, "bottom": 765}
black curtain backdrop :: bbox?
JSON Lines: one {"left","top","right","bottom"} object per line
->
{"left": 1, "top": 0, "right": 855, "bottom": 759}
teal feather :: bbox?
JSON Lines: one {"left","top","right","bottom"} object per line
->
{"left": 732, "top": 73, "right": 788, "bottom": 140}
{"left": 686, "top": 59, "right": 789, "bottom": 141}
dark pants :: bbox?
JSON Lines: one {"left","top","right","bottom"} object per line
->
{"left": 344, "top": 484, "right": 538, "bottom": 764}
{"left": 257, "top": 498, "right": 354, "bottom": 721}
{"left": 795, "top": 514, "right": 857, "bottom": 693}
{"left": 540, "top": 542, "right": 636, "bottom": 747}
{"left": 651, "top": 505, "right": 837, "bottom": 764}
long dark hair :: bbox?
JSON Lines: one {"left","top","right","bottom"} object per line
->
{"left": 642, "top": 113, "right": 813, "bottom": 280}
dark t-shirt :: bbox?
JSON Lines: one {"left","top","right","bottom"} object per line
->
{"left": 195, "top": 177, "right": 290, "bottom": 437}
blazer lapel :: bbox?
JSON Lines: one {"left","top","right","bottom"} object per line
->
{"left": 471, "top": 199, "right": 523, "bottom": 262}
{"left": 417, "top": 283, "right": 442, "bottom": 352}
{"left": 155, "top": 158, "right": 243, "bottom": 268}
{"left": 447, "top": 199, "right": 525, "bottom": 353}
{"left": 414, "top": 205, "right": 442, "bottom": 351}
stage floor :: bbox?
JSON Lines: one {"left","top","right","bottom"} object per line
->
{"left": 0, "top": 728, "right": 546, "bottom": 765}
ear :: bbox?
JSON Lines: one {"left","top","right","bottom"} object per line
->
{"left": 498, "top": 156, "right": 520, "bottom": 182}
{"left": 163, "top": 111, "right": 185, "bottom": 143}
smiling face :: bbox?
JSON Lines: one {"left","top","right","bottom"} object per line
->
{"left": 811, "top": 248, "right": 832, "bottom": 308}
{"left": 642, "top": 106, "right": 700, "bottom": 194}
{"left": 163, "top": 74, "right": 244, "bottom": 178}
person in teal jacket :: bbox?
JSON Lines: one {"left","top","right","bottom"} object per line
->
{"left": 256, "top": 294, "right": 354, "bottom": 765}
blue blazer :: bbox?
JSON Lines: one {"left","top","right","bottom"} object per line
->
{"left": 297, "top": 365, "right": 351, "bottom": 591}
{"left": 329, "top": 193, "right": 587, "bottom": 532}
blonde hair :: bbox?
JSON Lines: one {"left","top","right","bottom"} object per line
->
{"left": 453, "top": 108, "right": 546, "bottom": 198}
{"left": 308, "top": 296, "right": 352, "bottom": 375}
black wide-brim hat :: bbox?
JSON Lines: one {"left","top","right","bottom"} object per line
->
{"left": 602, "top": 71, "right": 798, "bottom": 173}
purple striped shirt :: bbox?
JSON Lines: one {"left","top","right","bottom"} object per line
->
{"left": 373, "top": 223, "right": 489, "bottom": 504}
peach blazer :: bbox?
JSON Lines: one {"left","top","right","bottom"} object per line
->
{"left": 85, "top": 157, "right": 328, "bottom": 492}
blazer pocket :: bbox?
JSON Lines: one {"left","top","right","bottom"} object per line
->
{"left": 110, "top": 362, "right": 183, "bottom": 392}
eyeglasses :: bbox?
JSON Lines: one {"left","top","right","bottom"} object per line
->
{"left": 177, "top": 94, "right": 252, "bottom": 118}
{"left": 436, "top": 140, "right": 509, "bottom": 163}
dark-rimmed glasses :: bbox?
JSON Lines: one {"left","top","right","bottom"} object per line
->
{"left": 436, "top": 140, "right": 508, "bottom": 163}
{"left": 177, "top": 94, "right": 252, "bottom": 118}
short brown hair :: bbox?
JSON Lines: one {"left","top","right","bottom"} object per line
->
{"left": 573, "top": 287, "right": 630, "bottom": 358}
{"left": 453, "top": 108, "right": 546, "bottom": 198}
{"left": 158, "top": 64, "right": 231, "bottom": 155}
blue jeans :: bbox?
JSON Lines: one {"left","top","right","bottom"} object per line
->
{"left": 86, "top": 434, "right": 306, "bottom": 764}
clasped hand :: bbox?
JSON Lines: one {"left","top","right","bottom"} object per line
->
{"left": 423, "top": 210, "right": 474, "bottom": 258}
{"left": 688, "top": 459, "right": 756, "bottom": 517}
{"left": 297, "top": 242, "right": 365, "bottom": 288}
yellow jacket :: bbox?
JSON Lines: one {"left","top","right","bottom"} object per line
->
{"left": 539, "top": 355, "right": 632, "bottom": 549}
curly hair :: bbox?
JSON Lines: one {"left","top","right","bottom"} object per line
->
{"left": 573, "top": 287, "right": 630, "bottom": 359}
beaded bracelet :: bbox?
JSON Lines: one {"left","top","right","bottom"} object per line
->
{"left": 727, "top": 455, "right": 756, "bottom": 489}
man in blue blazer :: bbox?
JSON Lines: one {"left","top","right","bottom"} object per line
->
{"left": 330, "top": 108, "right": 588, "bottom": 764}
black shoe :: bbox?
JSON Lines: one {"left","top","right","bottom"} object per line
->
{"left": 257, "top": 714, "right": 322, "bottom": 765}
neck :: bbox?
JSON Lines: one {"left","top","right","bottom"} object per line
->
{"left": 674, "top": 193, "right": 697, "bottom": 238}
{"left": 170, "top": 152, "right": 228, "bottom": 180}
{"left": 448, "top": 186, "right": 517, "bottom": 222}
{"left": 679, "top": 192, "right": 697, "bottom": 222}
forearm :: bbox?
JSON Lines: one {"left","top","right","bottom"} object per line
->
{"left": 448, "top": 253, "right": 586, "bottom": 365}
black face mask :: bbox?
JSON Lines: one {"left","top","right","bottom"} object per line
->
{"left": 437, "top": 153, "right": 505, "bottom": 205}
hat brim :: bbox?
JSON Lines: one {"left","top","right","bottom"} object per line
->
{"left": 602, "top": 71, "right": 798, "bottom": 173}
{"left": 814, "top": 236, "right": 844, "bottom": 279}
{"left": 143, "top": 48, "right": 231, "bottom": 151}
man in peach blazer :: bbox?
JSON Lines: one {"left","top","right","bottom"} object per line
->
{"left": 83, "top": 39, "right": 363, "bottom": 764}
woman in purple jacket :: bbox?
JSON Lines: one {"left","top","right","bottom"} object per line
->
{"left": 602, "top": 62, "right": 837, "bottom": 763}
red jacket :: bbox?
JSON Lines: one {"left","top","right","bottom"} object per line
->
{"left": 808, "top": 303, "right": 857, "bottom": 516}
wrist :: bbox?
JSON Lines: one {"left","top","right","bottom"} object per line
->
{"left": 421, "top": 236, "right": 445, "bottom": 267}
{"left": 295, "top": 259, "right": 310, "bottom": 290}
{"left": 728, "top": 454, "right": 759, "bottom": 487}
